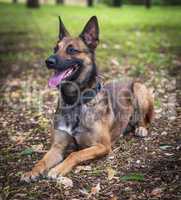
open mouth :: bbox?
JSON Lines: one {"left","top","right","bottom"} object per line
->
{"left": 48, "top": 65, "right": 79, "bottom": 88}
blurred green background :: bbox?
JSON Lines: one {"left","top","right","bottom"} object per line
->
{"left": 0, "top": 0, "right": 181, "bottom": 78}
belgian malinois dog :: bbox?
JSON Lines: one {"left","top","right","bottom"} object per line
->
{"left": 21, "top": 16, "right": 154, "bottom": 182}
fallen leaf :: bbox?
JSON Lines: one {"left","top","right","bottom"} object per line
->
{"left": 164, "top": 153, "right": 174, "bottom": 156}
{"left": 110, "top": 196, "right": 118, "bottom": 200}
{"left": 169, "top": 116, "right": 176, "bottom": 121}
{"left": 161, "top": 131, "right": 167, "bottom": 136}
{"left": 32, "top": 144, "right": 45, "bottom": 153}
{"left": 88, "top": 183, "right": 101, "bottom": 197}
{"left": 136, "top": 160, "right": 141, "bottom": 164}
{"left": 10, "top": 135, "right": 26, "bottom": 145}
{"left": 20, "top": 148, "right": 34, "bottom": 156}
{"left": 107, "top": 167, "right": 116, "bottom": 180}
{"left": 57, "top": 176, "right": 73, "bottom": 188}
{"left": 75, "top": 165, "right": 92, "bottom": 173}
{"left": 151, "top": 187, "right": 163, "bottom": 197}
{"left": 79, "top": 188, "right": 89, "bottom": 195}
{"left": 176, "top": 144, "right": 181, "bottom": 150}
{"left": 121, "top": 173, "right": 144, "bottom": 182}
{"left": 159, "top": 144, "right": 172, "bottom": 150}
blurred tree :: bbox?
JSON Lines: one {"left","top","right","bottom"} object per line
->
{"left": 113, "top": 0, "right": 122, "bottom": 6}
{"left": 87, "top": 0, "right": 94, "bottom": 6}
{"left": 27, "top": 0, "right": 39, "bottom": 7}
{"left": 128, "top": 0, "right": 144, "bottom": 4}
{"left": 124, "top": 0, "right": 152, "bottom": 7}
{"left": 100, "top": 0, "right": 112, "bottom": 6}
{"left": 13, "top": 0, "right": 17, "bottom": 3}
{"left": 151, "top": 0, "right": 161, "bottom": 5}
{"left": 102, "top": 0, "right": 181, "bottom": 5}
{"left": 56, "top": 0, "right": 64, "bottom": 4}
{"left": 145, "top": 0, "right": 151, "bottom": 8}
{"left": 163, "top": 0, "right": 181, "bottom": 5}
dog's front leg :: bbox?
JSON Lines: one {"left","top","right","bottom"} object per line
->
{"left": 21, "top": 130, "right": 71, "bottom": 182}
{"left": 48, "top": 143, "right": 111, "bottom": 178}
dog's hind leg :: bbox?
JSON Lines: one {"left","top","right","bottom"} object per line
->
{"left": 133, "top": 82, "right": 154, "bottom": 137}
{"left": 21, "top": 130, "right": 72, "bottom": 182}
{"left": 135, "top": 101, "right": 154, "bottom": 137}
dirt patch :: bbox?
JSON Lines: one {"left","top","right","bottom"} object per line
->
{"left": 0, "top": 38, "right": 181, "bottom": 200}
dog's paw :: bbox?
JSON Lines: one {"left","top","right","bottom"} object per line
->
{"left": 48, "top": 167, "right": 61, "bottom": 179}
{"left": 21, "top": 171, "right": 40, "bottom": 183}
{"left": 21, "top": 162, "right": 45, "bottom": 182}
{"left": 135, "top": 126, "right": 148, "bottom": 137}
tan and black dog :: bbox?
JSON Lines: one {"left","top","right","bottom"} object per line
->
{"left": 21, "top": 16, "right": 154, "bottom": 182}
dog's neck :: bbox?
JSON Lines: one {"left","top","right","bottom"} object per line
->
{"left": 60, "top": 76, "right": 100, "bottom": 106}
{"left": 58, "top": 60, "right": 102, "bottom": 106}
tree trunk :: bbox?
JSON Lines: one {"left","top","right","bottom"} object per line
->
{"left": 113, "top": 0, "right": 122, "bottom": 7}
{"left": 56, "top": 0, "right": 64, "bottom": 4}
{"left": 145, "top": 0, "right": 151, "bottom": 8}
{"left": 87, "top": 0, "right": 93, "bottom": 7}
{"left": 13, "top": 0, "right": 17, "bottom": 3}
{"left": 27, "top": 0, "right": 39, "bottom": 8}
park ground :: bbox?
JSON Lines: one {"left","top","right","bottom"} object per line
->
{"left": 0, "top": 2, "right": 181, "bottom": 200}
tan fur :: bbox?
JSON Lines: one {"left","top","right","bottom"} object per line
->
{"left": 21, "top": 17, "right": 154, "bottom": 182}
{"left": 133, "top": 82, "right": 154, "bottom": 127}
{"left": 21, "top": 81, "right": 154, "bottom": 182}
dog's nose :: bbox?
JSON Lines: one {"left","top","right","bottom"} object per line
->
{"left": 45, "top": 55, "right": 57, "bottom": 68}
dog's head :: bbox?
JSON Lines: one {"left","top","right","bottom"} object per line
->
{"left": 45, "top": 16, "right": 99, "bottom": 89}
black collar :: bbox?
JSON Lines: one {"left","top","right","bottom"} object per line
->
{"left": 61, "top": 82, "right": 102, "bottom": 107}
{"left": 79, "top": 82, "right": 101, "bottom": 105}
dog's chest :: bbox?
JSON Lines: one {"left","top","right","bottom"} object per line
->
{"left": 54, "top": 92, "right": 107, "bottom": 136}
{"left": 54, "top": 105, "right": 80, "bottom": 136}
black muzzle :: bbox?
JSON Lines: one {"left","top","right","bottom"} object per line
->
{"left": 45, "top": 54, "right": 82, "bottom": 71}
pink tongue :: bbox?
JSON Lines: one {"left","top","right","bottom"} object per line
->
{"left": 48, "top": 68, "right": 73, "bottom": 88}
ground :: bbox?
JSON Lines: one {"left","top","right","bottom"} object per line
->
{"left": 0, "top": 3, "right": 181, "bottom": 200}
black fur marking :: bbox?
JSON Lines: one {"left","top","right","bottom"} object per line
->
{"left": 60, "top": 62, "right": 98, "bottom": 106}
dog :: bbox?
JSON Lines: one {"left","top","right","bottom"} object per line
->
{"left": 21, "top": 16, "right": 154, "bottom": 182}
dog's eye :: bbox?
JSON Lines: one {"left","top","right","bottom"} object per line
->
{"left": 66, "top": 45, "right": 79, "bottom": 55}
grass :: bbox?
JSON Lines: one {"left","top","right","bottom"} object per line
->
{"left": 0, "top": 3, "right": 181, "bottom": 76}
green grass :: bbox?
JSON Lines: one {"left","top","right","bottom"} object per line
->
{"left": 0, "top": 2, "right": 181, "bottom": 75}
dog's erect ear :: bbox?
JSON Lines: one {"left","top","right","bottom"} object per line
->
{"left": 59, "top": 16, "right": 70, "bottom": 40}
{"left": 79, "top": 16, "right": 99, "bottom": 50}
